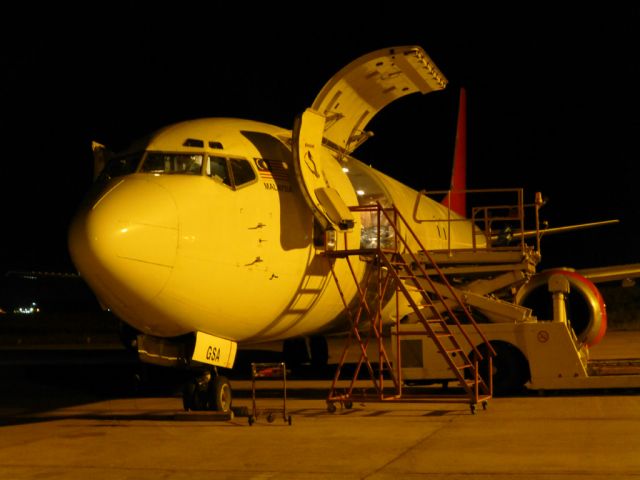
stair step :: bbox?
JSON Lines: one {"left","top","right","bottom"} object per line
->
{"left": 425, "top": 319, "right": 446, "bottom": 325}
{"left": 445, "top": 348, "right": 463, "bottom": 354}
{"left": 462, "top": 379, "right": 480, "bottom": 387}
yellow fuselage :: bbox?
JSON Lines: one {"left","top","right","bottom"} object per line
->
{"left": 68, "top": 118, "right": 478, "bottom": 344}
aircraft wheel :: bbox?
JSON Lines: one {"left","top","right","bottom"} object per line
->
{"left": 210, "top": 375, "right": 232, "bottom": 413}
{"left": 182, "top": 380, "right": 199, "bottom": 411}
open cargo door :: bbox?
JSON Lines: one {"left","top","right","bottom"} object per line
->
{"left": 292, "top": 46, "right": 448, "bottom": 232}
{"left": 292, "top": 108, "right": 355, "bottom": 231}
{"left": 311, "top": 45, "right": 448, "bottom": 158}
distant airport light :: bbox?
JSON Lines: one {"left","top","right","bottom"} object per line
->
{"left": 14, "top": 302, "right": 40, "bottom": 315}
{"left": 342, "top": 167, "right": 349, "bottom": 173}
{"left": 356, "top": 189, "right": 365, "bottom": 196}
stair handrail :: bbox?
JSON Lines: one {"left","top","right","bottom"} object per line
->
{"left": 376, "top": 202, "right": 497, "bottom": 359}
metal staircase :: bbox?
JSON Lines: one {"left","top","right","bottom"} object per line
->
{"left": 324, "top": 203, "right": 495, "bottom": 414}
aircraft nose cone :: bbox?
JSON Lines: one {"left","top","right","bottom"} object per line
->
{"left": 68, "top": 178, "right": 178, "bottom": 306}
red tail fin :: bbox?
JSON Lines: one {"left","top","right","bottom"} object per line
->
{"left": 442, "top": 88, "right": 467, "bottom": 217}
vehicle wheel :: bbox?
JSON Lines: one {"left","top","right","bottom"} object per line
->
{"left": 210, "top": 376, "right": 232, "bottom": 413}
{"left": 470, "top": 342, "right": 530, "bottom": 396}
{"left": 327, "top": 402, "right": 337, "bottom": 413}
{"left": 287, "top": 415, "right": 292, "bottom": 426}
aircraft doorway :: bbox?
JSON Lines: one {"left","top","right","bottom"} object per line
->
{"left": 340, "top": 157, "right": 395, "bottom": 249}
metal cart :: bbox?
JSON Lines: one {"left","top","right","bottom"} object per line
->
{"left": 248, "top": 362, "right": 292, "bottom": 426}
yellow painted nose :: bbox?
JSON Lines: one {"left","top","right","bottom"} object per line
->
{"left": 68, "top": 178, "right": 178, "bottom": 307}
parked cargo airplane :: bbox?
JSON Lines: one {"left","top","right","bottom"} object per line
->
{"left": 68, "top": 46, "right": 638, "bottom": 411}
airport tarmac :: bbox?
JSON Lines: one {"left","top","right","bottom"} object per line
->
{"left": 1, "top": 331, "right": 639, "bottom": 479}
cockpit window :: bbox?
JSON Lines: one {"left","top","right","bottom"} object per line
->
{"left": 99, "top": 152, "right": 142, "bottom": 180}
{"left": 140, "top": 153, "right": 203, "bottom": 175}
{"left": 206, "top": 156, "right": 231, "bottom": 186}
{"left": 206, "top": 156, "right": 256, "bottom": 189}
{"left": 230, "top": 158, "right": 257, "bottom": 186}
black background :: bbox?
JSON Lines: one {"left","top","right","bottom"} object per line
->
{"left": 2, "top": 3, "right": 638, "bottom": 273}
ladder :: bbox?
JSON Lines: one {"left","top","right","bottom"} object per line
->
{"left": 324, "top": 203, "right": 495, "bottom": 414}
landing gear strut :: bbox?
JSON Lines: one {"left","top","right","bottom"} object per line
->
{"left": 182, "top": 369, "right": 232, "bottom": 413}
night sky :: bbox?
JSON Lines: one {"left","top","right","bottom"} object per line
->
{"left": 2, "top": 4, "right": 639, "bottom": 274}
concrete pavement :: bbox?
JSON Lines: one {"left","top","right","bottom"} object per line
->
{"left": 1, "top": 393, "right": 639, "bottom": 479}
{"left": 0, "top": 331, "right": 639, "bottom": 479}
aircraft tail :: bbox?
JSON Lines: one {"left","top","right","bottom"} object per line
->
{"left": 442, "top": 88, "right": 467, "bottom": 217}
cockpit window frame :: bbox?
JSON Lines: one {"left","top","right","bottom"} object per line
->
{"left": 98, "top": 151, "right": 144, "bottom": 181}
{"left": 206, "top": 154, "right": 258, "bottom": 191}
{"left": 119, "top": 148, "right": 259, "bottom": 192}
{"left": 138, "top": 151, "right": 205, "bottom": 176}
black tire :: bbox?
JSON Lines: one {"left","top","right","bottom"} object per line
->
{"left": 211, "top": 375, "right": 232, "bottom": 413}
{"left": 183, "top": 380, "right": 201, "bottom": 411}
{"left": 470, "top": 342, "right": 530, "bottom": 396}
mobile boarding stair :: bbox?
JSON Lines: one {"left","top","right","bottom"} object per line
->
{"left": 323, "top": 202, "right": 501, "bottom": 414}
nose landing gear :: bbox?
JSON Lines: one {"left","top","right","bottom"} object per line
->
{"left": 182, "top": 369, "right": 232, "bottom": 413}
